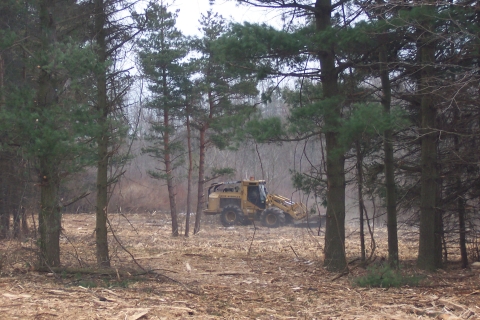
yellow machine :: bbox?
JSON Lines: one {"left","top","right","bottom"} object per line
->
{"left": 203, "top": 179, "right": 307, "bottom": 227}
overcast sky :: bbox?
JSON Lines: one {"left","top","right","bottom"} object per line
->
{"left": 169, "top": 0, "right": 282, "bottom": 36}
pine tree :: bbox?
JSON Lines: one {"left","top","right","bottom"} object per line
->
{"left": 93, "top": 0, "right": 111, "bottom": 267}
{"left": 30, "top": 0, "right": 98, "bottom": 266}
{"left": 136, "top": 1, "right": 189, "bottom": 237}
{"left": 221, "top": 0, "right": 351, "bottom": 271}
{"left": 219, "top": 0, "right": 480, "bottom": 272}
{"left": 93, "top": 0, "right": 139, "bottom": 266}
{"left": 0, "top": 0, "right": 99, "bottom": 265}
{"left": 191, "top": 11, "right": 258, "bottom": 234}
{"left": 0, "top": 0, "right": 27, "bottom": 239}
{"left": 367, "top": 0, "right": 480, "bottom": 270}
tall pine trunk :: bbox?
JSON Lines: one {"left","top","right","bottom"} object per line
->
{"left": 0, "top": 55, "right": 7, "bottom": 239}
{"left": 3, "top": 5, "right": 29, "bottom": 239}
{"left": 0, "top": 155, "right": 9, "bottom": 239}
{"left": 417, "top": 25, "right": 442, "bottom": 270}
{"left": 0, "top": 53, "right": 4, "bottom": 105}
{"left": 453, "top": 110, "right": 468, "bottom": 268}
{"left": 12, "top": 159, "right": 22, "bottom": 239}
{"left": 38, "top": 167, "right": 61, "bottom": 267}
{"left": 185, "top": 114, "right": 193, "bottom": 237}
{"left": 379, "top": 42, "right": 398, "bottom": 267}
{"left": 164, "top": 107, "right": 179, "bottom": 236}
{"left": 356, "top": 141, "right": 366, "bottom": 262}
{"left": 37, "top": 0, "right": 61, "bottom": 267}
{"left": 194, "top": 87, "right": 213, "bottom": 235}
{"left": 95, "top": 125, "right": 110, "bottom": 266}
{"left": 94, "top": 0, "right": 110, "bottom": 267}
{"left": 161, "top": 62, "right": 178, "bottom": 236}
{"left": 315, "top": 0, "right": 347, "bottom": 272}
{"left": 194, "top": 126, "right": 206, "bottom": 235}
{"left": 457, "top": 180, "right": 468, "bottom": 268}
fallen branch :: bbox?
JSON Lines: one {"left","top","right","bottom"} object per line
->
{"left": 330, "top": 270, "right": 349, "bottom": 281}
{"left": 289, "top": 245, "right": 299, "bottom": 259}
{"left": 35, "top": 266, "right": 136, "bottom": 276}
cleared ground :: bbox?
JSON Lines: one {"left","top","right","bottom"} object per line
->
{"left": 0, "top": 213, "right": 479, "bottom": 319}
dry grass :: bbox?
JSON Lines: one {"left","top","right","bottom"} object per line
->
{"left": 0, "top": 213, "right": 479, "bottom": 319}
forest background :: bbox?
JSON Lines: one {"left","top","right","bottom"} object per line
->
{"left": 1, "top": 0, "right": 480, "bottom": 274}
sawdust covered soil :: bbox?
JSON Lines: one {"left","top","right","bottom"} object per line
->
{"left": 0, "top": 213, "right": 479, "bottom": 319}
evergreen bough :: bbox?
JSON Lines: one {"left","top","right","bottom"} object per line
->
{"left": 353, "top": 264, "right": 424, "bottom": 288}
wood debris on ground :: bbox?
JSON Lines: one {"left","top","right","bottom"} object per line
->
{"left": 0, "top": 213, "right": 478, "bottom": 319}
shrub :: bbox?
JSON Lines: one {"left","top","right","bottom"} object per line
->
{"left": 353, "top": 264, "right": 423, "bottom": 288}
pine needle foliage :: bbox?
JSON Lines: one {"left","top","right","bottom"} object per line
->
{"left": 353, "top": 264, "right": 424, "bottom": 288}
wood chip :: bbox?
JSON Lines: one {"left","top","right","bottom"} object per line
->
{"left": 1, "top": 213, "right": 479, "bottom": 319}
{"left": 2, "top": 293, "right": 32, "bottom": 299}
{"left": 127, "top": 308, "right": 150, "bottom": 320}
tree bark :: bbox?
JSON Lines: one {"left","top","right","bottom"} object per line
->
{"left": 194, "top": 126, "right": 206, "bottom": 235}
{"left": 356, "top": 140, "right": 366, "bottom": 262}
{"left": 379, "top": 42, "right": 398, "bottom": 268}
{"left": 0, "top": 52, "right": 4, "bottom": 106}
{"left": 453, "top": 112, "right": 468, "bottom": 268}
{"left": 161, "top": 55, "right": 179, "bottom": 236}
{"left": 164, "top": 105, "right": 179, "bottom": 236}
{"left": 11, "top": 199, "right": 22, "bottom": 239}
{"left": 417, "top": 27, "right": 442, "bottom": 270}
{"left": 315, "top": 0, "right": 347, "bottom": 272}
{"left": 0, "top": 154, "right": 9, "bottom": 239}
{"left": 38, "top": 168, "right": 61, "bottom": 267}
{"left": 21, "top": 206, "right": 28, "bottom": 235}
{"left": 0, "top": 54, "right": 8, "bottom": 239}
{"left": 185, "top": 113, "right": 193, "bottom": 237}
{"left": 95, "top": 129, "right": 110, "bottom": 267}
{"left": 457, "top": 182, "right": 468, "bottom": 268}
{"left": 12, "top": 166, "right": 22, "bottom": 239}
{"left": 37, "top": 0, "right": 62, "bottom": 267}
{"left": 94, "top": 0, "right": 110, "bottom": 267}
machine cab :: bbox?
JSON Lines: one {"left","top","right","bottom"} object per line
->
{"left": 245, "top": 180, "right": 267, "bottom": 209}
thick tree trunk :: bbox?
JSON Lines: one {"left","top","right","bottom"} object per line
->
{"left": 160, "top": 62, "right": 178, "bottom": 236}
{"left": 95, "top": 129, "right": 110, "bottom": 267}
{"left": 194, "top": 126, "right": 206, "bottom": 235}
{"left": 379, "top": 43, "right": 398, "bottom": 267}
{"left": 323, "top": 131, "right": 346, "bottom": 272}
{"left": 37, "top": 0, "right": 61, "bottom": 267}
{"left": 38, "top": 168, "right": 61, "bottom": 267}
{"left": 315, "top": 0, "right": 347, "bottom": 272}
{"left": 94, "top": 0, "right": 110, "bottom": 267}
{"left": 417, "top": 34, "right": 442, "bottom": 270}
{"left": 185, "top": 114, "right": 193, "bottom": 237}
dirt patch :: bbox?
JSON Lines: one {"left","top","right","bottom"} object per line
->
{"left": 0, "top": 213, "right": 479, "bottom": 319}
